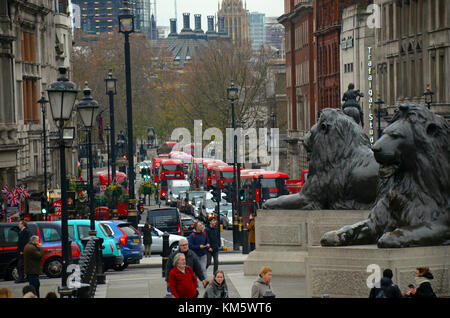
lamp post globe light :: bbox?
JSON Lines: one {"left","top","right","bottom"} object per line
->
{"left": 105, "top": 70, "right": 117, "bottom": 184}
{"left": 38, "top": 92, "right": 49, "bottom": 221}
{"left": 424, "top": 84, "right": 434, "bottom": 110}
{"left": 119, "top": 0, "right": 137, "bottom": 228}
{"left": 46, "top": 65, "right": 79, "bottom": 293}
{"left": 77, "top": 82, "right": 99, "bottom": 233}
{"left": 227, "top": 82, "right": 240, "bottom": 250}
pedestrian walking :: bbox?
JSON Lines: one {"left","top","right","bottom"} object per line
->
{"left": 246, "top": 214, "right": 256, "bottom": 251}
{"left": 404, "top": 266, "right": 437, "bottom": 298}
{"left": 23, "top": 235, "right": 44, "bottom": 298}
{"left": 154, "top": 187, "right": 159, "bottom": 205}
{"left": 22, "top": 285, "right": 37, "bottom": 298}
{"left": 165, "top": 238, "right": 208, "bottom": 288}
{"left": 205, "top": 216, "right": 221, "bottom": 274}
{"left": 369, "top": 268, "right": 403, "bottom": 298}
{"left": 142, "top": 223, "right": 153, "bottom": 257}
{"left": 251, "top": 266, "right": 274, "bottom": 298}
{"left": 188, "top": 222, "right": 210, "bottom": 281}
{"left": 16, "top": 220, "right": 31, "bottom": 283}
{"left": 203, "top": 270, "right": 228, "bottom": 298}
{"left": 0, "top": 287, "right": 12, "bottom": 298}
{"left": 168, "top": 253, "right": 198, "bottom": 298}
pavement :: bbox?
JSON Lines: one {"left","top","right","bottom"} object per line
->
{"left": 0, "top": 251, "right": 305, "bottom": 298}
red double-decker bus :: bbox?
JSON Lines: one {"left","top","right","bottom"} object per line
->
{"left": 241, "top": 171, "right": 290, "bottom": 203}
{"left": 204, "top": 162, "right": 227, "bottom": 190}
{"left": 159, "top": 159, "right": 185, "bottom": 200}
{"left": 211, "top": 165, "right": 243, "bottom": 189}
{"left": 152, "top": 157, "right": 163, "bottom": 183}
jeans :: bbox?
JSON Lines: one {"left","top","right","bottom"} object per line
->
{"left": 198, "top": 254, "right": 207, "bottom": 281}
{"left": 27, "top": 274, "right": 40, "bottom": 298}
{"left": 206, "top": 250, "right": 219, "bottom": 274}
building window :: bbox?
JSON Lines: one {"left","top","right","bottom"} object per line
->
{"left": 23, "top": 79, "right": 38, "bottom": 123}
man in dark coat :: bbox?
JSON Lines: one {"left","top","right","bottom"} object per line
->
{"left": 165, "top": 238, "right": 208, "bottom": 288}
{"left": 142, "top": 223, "right": 153, "bottom": 257}
{"left": 188, "top": 222, "right": 210, "bottom": 281}
{"left": 369, "top": 268, "right": 403, "bottom": 298}
{"left": 16, "top": 220, "right": 31, "bottom": 283}
{"left": 205, "top": 216, "right": 221, "bottom": 274}
{"left": 23, "top": 235, "right": 44, "bottom": 298}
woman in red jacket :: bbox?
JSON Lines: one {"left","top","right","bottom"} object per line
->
{"left": 168, "top": 253, "right": 198, "bottom": 298}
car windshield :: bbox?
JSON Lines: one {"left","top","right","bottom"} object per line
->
{"left": 172, "top": 186, "right": 190, "bottom": 195}
{"left": 205, "top": 200, "right": 215, "bottom": 209}
{"left": 188, "top": 191, "right": 205, "bottom": 198}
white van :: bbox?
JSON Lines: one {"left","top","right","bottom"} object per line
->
{"left": 167, "top": 179, "right": 190, "bottom": 207}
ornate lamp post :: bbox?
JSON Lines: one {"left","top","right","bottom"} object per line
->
{"left": 374, "top": 94, "right": 385, "bottom": 139}
{"left": 46, "top": 65, "right": 79, "bottom": 293}
{"left": 119, "top": 0, "right": 137, "bottom": 228}
{"left": 424, "top": 84, "right": 434, "bottom": 110}
{"left": 77, "top": 82, "right": 100, "bottom": 233}
{"left": 227, "top": 82, "right": 239, "bottom": 250}
{"left": 38, "top": 92, "right": 49, "bottom": 221}
{"left": 104, "top": 70, "right": 117, "bottom": 183}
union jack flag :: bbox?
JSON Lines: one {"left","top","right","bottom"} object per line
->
{"left": 1, "top": 185, "right": 10, "bottom": 197}
{"left": 20, "top": 185, "right": 30, "bottom": 198}
{"left": 9, "top": 188, "right": 19, "bottom": 207}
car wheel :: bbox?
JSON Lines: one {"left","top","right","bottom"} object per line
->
{"left": 6, "top": 263, "right": 18, "bottom": 281}
{"left": 170, "top": 242, "right": 179, "bottom": 254}
{"left": 113, "top": 262, "right": 128, "bottom": 271}
{"left": 44, "top": 257, "right": 63, "bottom": 278}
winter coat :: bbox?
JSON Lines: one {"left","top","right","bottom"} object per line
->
{"left": 142, "top": 225, "right": 152, "bottom": 245}
{"left": 188, "top": 230, "right": 209, "bottom": 257}
{"left": 247, "top": 219, "right": 255, "bottom": 244}
{"left": 411, "top": 273, "right": 437, "bottom": 298}
{"left": 251, "top": 275, "right": 273, "bottom": 298}
{"left": 369, "top": 277, "right": 404, "bottom": 298}
{"left": 18, "top": 227, "right": 31, "bottom": 253}
{"left": 205, "top": 224, "right": 221, "bottom": 252}
{"left": 23, "top": 242, "right": 44, "bottom": 275}
{"left": 203, "top": 280, "right": 228, "bottom": 298}
{"left": 165, "top": 248, "right": 205, "bottom": 282}
{"left": 168, "top": 265, "right": 198, "bottom": 298}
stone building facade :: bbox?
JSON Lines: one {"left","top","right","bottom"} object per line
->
{"left": 373, "top": 0, "right": 449, "bottom": 126}
{"left": 0, "top": 0, "right": 77, "bottom": 199}
{"left": 217, "top": 0, "right": 250, "bottom": 47}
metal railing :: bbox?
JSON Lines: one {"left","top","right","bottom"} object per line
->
{"left": 76, "top": 236, "right": 104, "bottom": 298}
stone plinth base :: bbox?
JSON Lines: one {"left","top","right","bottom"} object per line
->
{"left": 306, "top": 245, "right": 450, "bottom": 298}
{"left": 243, "top": 209, "right": 369, "bottom": 276}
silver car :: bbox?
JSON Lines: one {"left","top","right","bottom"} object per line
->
{"left": 137, "top": 224, "right": 185, "bottom": 254}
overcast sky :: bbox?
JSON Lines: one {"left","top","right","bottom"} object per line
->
{"left": 156, "top": 0, "right": 284, "bottom": 28}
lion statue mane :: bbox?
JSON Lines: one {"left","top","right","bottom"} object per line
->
{"left": 262, "top": 108, "right": 379, "bottom": 210}
{"left": 321, "top": 103, "right": 450, "bottom": 248}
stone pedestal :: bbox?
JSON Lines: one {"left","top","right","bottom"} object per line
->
{"left": 243, "top": 209, "right": 370, "bottom": 276}
{"left": 306, "top": 245, "right": 450, "bottom": 298}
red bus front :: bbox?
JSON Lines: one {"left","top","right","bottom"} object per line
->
{"left": 152, "top": 158, "right": 162, "bottom": 183}
{"left": 205, "top": 162, "right": 227, "bottom": 190}
{"left": 159, "top": 159, "right": 185, "bottom": 200}
{"left": 212, "top": 165, "right": 242, "bottom": 189}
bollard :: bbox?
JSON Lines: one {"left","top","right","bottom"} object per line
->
{"left": 161, "top": 231, "right": 170, "bottom": 277}
{"left": 242, "top": 227, "right": 249, "bottom": 254}
{"left": 95, "top": 236, "right": 105, "bottom": 284}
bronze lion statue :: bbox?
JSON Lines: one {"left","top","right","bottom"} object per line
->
{"left": 321, "top": 104, "right": 450, "bottom": 248}
{"left": 262, "top": 108, "right": 379, "bottom": 210}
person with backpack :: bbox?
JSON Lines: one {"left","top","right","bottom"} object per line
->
{"left": 369, "top": 268, "right": 403, "bottom": 298}
{"left": 205, "top": 216, "right": 221, "bottom": 274}
{"left": 188, "top": 221, "right": 210, "bottom": 281}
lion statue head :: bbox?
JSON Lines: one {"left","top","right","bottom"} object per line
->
{"left": 321, "top": 103, "right": 450, "bottom": 248}
{"left": 263, "top": 108, "right": 379, "bottom": 210}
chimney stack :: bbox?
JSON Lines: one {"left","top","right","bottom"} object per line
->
{"left": 169, "top": 18, "right": 177, "bottom": 36}
{"left": 182, "top": 13, "right": 192, "bottom": 32}
{"left": 194, "top": 14, "right": 203, "bottom": 33}
{"left": 206, "top": 15, "right": 215, "bottom": 34}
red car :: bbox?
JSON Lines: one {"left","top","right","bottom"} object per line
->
{"left": 0, "top": 221, "right": 81, "bottom": 280}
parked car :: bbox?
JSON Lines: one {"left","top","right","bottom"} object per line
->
{"left": 181, "top": 218, "right": 195, "bottom": 237}
{"left": 0, "top": 222, "right": 81, "bottom": 280}
{"left": 100, "top": 221, "right": 143, "bottom": 270}
{"left": 147, "top": 207, "right": 183, "bottom": 236}
{"left": 137, "top": 224, "right": 185, "bottom": 254}
{"left": 56, "top": 220, "right": 124, "bottom": 272}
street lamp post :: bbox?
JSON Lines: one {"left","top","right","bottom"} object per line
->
{"left": 374, "top": 94, "right": 385, "bottom": 139}
{"left": 77, "top": 82, "right": 100, "bottom": 233}
{"left": 38, "top": 92, "right": 49, "bottom": 221}
{"left": 104, "top": 70, "right": 117, "bottom": 183}
{"left": 424, "top": 84, "right": 434, "bottom": 110}
{"left": 227, "top": 82, "right": 239, "bottom": 251}
{"left": 105, "top": 125, "right": 111, "bottom": 186}
{"left": 46, "top": 65, "right": 79, "bottom": 293}
{"left": 119, "top": 0, "right": 137, "bottom": 228}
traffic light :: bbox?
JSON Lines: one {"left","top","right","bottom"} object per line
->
{"left": 239, "top": 189, "right": 245, "bottom": 201}
{"left": 141, "top": 168, "right": 150, "bottom": 179}
{"left": 138, "top": 199, "right": 144, "bottom": 213}
{"left": 40, "top": 196, "right": 48, "bottom": 214}
{"left": 211, "top": 186, "right": 221, "bottom": 203}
